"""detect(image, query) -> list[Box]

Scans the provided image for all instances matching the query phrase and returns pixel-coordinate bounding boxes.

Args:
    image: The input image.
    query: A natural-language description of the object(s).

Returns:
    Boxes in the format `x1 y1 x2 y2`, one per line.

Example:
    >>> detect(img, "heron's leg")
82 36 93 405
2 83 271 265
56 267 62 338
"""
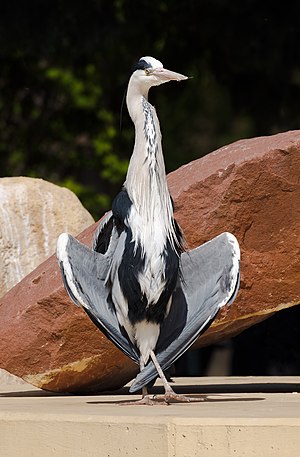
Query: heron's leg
142 386 148 397
149 350 174 393
150 350 205 403
120 359 156 405
140 360 149 398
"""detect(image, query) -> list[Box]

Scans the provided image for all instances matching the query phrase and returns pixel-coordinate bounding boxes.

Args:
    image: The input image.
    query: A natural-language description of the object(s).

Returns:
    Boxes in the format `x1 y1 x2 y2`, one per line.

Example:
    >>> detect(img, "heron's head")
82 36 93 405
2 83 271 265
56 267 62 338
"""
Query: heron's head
131 56 188 92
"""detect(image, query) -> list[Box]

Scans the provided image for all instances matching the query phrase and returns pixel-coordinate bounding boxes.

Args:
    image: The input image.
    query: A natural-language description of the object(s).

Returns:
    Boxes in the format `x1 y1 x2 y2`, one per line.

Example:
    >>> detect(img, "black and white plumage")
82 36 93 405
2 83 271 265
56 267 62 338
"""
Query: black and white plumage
57 56 240 404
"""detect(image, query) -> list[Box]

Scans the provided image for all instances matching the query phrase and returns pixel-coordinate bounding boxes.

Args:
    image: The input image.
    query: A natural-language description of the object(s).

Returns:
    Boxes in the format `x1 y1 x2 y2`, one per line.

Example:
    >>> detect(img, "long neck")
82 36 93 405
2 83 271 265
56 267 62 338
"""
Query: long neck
124 78 176 249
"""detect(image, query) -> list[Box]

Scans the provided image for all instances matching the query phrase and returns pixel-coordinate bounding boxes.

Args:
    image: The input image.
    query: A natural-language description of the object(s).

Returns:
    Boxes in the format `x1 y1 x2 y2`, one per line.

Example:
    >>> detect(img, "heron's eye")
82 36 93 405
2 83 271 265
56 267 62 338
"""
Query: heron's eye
145 68 151 76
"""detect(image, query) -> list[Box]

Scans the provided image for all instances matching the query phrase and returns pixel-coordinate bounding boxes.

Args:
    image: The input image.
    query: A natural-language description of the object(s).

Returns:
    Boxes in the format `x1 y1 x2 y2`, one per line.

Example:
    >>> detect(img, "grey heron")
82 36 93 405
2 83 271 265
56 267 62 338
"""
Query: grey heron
57 56 240 404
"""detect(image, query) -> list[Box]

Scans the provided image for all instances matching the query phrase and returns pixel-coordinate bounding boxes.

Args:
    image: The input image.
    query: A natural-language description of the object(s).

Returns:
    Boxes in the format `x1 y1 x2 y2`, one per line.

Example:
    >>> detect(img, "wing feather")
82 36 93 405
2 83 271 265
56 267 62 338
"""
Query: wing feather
57 231 139 363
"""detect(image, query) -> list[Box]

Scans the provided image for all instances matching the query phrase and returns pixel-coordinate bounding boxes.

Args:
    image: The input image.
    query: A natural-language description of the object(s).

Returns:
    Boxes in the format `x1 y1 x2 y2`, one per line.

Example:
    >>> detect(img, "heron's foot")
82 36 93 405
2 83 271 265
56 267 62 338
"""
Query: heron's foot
147 350 205 404
121 394 168 406
163 387 206 404
121 391 205 406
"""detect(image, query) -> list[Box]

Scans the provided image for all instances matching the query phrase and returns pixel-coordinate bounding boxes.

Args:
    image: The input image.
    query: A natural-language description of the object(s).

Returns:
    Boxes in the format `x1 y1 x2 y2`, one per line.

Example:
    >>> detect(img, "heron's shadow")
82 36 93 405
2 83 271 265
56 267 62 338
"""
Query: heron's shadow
86 382 265 405
87 395 265 406
86 379 300 405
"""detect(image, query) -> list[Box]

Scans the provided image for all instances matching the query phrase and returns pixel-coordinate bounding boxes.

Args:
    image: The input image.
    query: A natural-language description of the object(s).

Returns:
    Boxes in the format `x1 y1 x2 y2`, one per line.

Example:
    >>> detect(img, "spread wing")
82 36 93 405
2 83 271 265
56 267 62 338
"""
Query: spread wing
129 232 240 392
56 214 139 364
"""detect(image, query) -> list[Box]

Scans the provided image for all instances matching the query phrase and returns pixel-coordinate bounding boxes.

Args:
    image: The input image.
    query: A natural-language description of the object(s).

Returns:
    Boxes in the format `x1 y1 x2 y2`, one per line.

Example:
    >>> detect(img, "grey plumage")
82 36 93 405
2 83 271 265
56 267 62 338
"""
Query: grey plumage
57 56 240 403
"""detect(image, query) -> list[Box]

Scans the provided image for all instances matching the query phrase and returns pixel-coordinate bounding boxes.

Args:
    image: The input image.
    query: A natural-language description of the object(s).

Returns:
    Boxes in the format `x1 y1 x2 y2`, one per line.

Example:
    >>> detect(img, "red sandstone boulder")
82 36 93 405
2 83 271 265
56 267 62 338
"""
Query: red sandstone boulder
168 130 300 347
0 130 299 393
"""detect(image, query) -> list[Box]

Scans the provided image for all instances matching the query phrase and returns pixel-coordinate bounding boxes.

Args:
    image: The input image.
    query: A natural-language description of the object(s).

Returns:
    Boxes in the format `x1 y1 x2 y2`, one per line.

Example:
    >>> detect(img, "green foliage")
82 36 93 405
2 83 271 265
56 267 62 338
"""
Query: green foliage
45 65 102 110
1 0 300 218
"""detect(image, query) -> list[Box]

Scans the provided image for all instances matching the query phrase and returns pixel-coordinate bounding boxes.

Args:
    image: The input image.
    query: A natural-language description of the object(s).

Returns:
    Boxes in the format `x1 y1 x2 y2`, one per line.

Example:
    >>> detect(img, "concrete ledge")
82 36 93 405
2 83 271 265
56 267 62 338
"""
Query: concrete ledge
1 375 300 457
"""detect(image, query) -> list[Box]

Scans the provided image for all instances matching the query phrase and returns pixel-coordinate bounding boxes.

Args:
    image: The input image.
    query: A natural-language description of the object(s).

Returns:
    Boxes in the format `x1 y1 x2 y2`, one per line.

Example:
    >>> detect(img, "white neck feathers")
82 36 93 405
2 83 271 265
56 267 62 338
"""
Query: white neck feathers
125 77 177 253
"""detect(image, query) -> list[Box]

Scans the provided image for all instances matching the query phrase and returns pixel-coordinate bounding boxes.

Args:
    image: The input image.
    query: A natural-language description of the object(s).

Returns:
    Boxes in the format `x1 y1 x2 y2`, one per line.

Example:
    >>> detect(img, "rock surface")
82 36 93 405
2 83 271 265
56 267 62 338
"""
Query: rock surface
168 130 300 348
0 130 300 393
0 177 94 298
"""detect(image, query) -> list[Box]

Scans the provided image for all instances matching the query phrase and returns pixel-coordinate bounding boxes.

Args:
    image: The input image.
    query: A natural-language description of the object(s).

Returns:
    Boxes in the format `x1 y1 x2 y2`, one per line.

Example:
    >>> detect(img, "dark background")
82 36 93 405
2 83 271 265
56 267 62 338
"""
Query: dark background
1 0 299 376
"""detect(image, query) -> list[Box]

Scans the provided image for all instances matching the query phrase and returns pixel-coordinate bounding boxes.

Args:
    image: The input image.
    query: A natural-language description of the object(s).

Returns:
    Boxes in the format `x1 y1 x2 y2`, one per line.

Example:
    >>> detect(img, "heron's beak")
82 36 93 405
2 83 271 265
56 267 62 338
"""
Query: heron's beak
151 67 188 82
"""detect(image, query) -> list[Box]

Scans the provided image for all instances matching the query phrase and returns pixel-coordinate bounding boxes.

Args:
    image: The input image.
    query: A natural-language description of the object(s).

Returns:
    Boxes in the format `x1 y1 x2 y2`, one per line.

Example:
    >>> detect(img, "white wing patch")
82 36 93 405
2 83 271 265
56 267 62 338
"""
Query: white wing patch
56 233 88 308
